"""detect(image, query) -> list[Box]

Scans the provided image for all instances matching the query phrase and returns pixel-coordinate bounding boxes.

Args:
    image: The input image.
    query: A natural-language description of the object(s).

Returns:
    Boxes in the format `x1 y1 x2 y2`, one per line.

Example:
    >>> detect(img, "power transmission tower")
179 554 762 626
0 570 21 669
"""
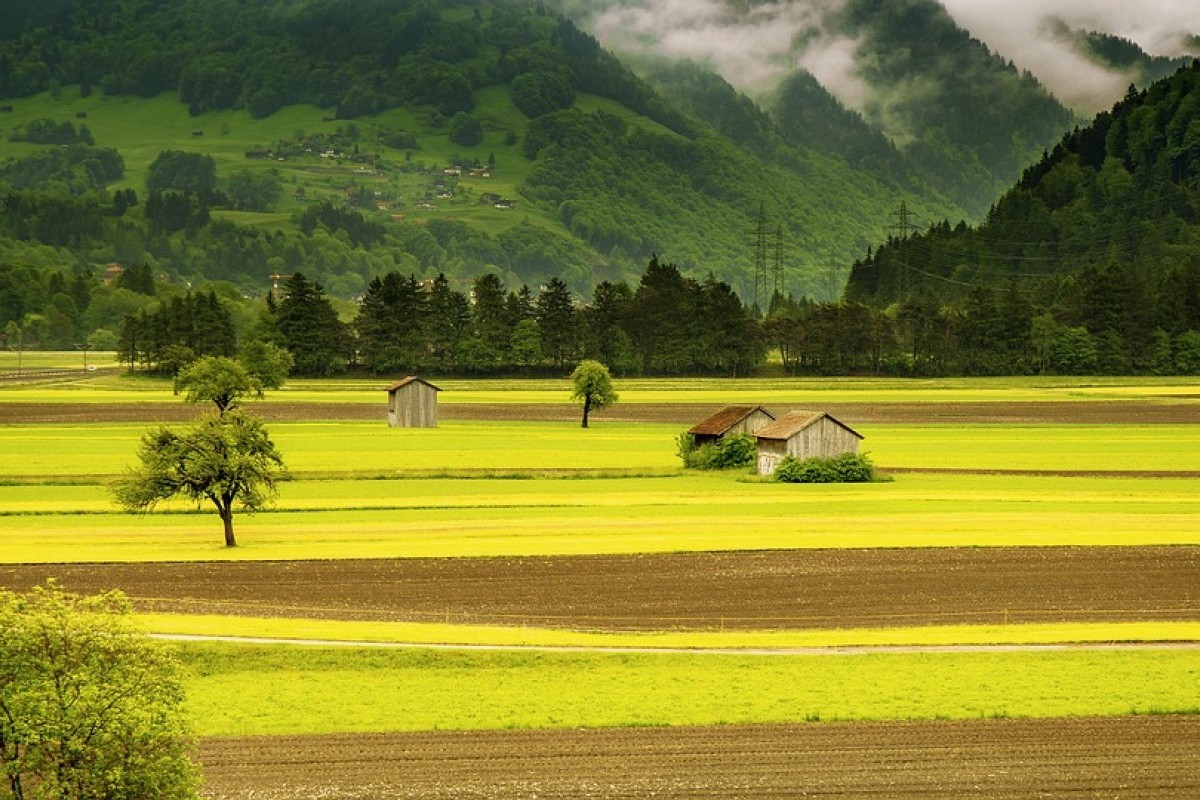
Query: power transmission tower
752 202 769 312
889 201 914 298
773 224 785 305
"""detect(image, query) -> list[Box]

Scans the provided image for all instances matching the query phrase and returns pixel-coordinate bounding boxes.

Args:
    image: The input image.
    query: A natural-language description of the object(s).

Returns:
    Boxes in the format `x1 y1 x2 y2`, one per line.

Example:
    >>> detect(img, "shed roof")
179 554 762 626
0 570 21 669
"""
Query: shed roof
754 410 863 441
386 375 442 393
687 405 775 436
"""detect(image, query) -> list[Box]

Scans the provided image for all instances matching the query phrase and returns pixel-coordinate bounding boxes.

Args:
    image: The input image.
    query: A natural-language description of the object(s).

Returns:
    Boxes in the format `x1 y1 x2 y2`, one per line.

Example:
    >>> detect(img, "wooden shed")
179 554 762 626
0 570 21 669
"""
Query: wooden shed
687 405 776 447
754 411 863 476
386 376 441 428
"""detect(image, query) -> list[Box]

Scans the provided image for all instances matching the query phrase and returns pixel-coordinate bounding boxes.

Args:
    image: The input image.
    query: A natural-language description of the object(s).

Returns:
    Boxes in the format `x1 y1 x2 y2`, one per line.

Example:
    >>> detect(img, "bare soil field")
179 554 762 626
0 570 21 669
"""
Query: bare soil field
2 399 1198 425
3 546 1197 630
197 715 1200 799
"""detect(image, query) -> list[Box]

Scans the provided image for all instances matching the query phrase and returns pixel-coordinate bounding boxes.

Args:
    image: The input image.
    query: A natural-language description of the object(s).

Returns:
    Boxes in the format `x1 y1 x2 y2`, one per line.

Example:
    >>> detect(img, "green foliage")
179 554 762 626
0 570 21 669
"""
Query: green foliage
224 168 282 212
0 582 199 799
775 452 875 484
174 355 263 412
238 339 293 389
146 150 217 194
570 359 617 428
111 410 286 547
680 433 757 471
448 113 483 147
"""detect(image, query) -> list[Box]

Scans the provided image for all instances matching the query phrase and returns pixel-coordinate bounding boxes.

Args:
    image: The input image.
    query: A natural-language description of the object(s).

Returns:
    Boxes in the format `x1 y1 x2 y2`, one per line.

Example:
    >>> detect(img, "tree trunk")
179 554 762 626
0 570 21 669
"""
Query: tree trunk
581 395 591 428
219 504 237 547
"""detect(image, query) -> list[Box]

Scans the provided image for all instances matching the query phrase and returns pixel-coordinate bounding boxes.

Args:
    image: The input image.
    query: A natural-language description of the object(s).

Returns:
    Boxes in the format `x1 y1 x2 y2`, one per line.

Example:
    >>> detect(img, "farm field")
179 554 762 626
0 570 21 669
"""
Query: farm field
2 373 1199 796
198 716 1200 799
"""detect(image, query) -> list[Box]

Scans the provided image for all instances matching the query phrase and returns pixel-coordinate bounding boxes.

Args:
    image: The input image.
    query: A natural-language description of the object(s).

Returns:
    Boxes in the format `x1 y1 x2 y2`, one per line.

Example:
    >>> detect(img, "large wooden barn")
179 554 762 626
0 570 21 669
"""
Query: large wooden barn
754 411 863 476
386 376 441 428
687 405 776 447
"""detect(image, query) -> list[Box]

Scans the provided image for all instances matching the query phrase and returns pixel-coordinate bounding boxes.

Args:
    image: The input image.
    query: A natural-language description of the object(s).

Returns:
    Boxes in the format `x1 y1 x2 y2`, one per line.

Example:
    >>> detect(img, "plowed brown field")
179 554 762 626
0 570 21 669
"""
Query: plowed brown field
3 399 1198 424
198 716 1200 799
2 546 1197 630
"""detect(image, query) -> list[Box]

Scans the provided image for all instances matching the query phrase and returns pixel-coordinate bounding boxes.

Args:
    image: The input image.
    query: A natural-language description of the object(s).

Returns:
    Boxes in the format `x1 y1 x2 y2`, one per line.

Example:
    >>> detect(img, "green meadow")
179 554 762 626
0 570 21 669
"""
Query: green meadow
179 643 1200 737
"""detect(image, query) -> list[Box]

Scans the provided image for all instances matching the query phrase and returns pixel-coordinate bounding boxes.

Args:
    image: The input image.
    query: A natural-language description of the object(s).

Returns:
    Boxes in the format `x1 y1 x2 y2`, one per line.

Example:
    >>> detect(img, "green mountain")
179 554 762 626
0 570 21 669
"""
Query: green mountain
841 60 1200 373
1052 23 1194 87
815 0 1078 217
0 0 963 311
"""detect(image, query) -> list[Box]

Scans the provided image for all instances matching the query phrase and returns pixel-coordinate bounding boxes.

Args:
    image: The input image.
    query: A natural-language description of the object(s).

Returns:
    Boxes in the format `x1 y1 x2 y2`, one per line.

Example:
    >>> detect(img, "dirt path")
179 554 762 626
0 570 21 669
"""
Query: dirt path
4 546 1197 631
197 716 1200 799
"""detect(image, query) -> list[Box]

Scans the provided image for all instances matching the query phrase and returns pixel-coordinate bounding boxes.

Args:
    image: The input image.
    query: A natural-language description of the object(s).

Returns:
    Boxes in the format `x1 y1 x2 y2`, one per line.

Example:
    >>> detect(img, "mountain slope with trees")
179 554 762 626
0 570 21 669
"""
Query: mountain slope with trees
831 60 1200 376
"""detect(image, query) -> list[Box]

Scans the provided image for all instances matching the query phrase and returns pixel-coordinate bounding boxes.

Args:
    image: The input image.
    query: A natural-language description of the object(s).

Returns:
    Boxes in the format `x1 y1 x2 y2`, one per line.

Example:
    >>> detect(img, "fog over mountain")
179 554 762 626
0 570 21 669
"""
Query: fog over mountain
562 0 1198 115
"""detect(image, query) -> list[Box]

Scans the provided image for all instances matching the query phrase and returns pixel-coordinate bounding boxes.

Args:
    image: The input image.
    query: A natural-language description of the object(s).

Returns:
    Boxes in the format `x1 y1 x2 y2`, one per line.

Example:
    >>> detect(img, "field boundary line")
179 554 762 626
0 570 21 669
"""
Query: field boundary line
151 633 1200 656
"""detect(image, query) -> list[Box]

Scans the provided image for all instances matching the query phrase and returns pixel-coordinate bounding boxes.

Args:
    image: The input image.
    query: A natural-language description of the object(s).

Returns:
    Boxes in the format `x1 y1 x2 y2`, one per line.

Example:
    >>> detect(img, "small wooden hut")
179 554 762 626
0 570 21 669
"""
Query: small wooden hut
687 405 776 447
386 376 441 428
754 411 863 476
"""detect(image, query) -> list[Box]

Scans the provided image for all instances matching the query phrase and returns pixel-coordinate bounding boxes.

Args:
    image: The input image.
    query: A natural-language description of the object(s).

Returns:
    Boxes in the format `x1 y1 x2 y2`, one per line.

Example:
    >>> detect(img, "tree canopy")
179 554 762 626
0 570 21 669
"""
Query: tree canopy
174 355 262 412
570 359 618 428
0 582 199 800
111 410 285 547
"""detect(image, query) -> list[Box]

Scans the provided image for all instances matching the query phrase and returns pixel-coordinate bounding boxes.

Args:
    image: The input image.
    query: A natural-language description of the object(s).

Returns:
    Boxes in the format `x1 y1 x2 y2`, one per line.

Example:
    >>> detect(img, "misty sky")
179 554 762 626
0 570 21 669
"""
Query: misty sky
573 0 1198 114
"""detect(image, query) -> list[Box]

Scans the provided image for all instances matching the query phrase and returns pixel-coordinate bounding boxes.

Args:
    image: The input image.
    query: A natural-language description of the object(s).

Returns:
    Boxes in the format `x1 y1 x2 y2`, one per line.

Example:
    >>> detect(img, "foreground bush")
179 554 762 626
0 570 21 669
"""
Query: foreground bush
677 433 757 470
774 452 875 483
0 582 200 799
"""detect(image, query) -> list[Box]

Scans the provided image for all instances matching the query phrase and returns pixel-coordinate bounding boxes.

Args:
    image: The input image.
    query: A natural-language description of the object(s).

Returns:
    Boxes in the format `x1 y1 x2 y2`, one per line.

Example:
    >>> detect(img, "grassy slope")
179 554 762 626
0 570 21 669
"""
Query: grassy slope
0 85 564 235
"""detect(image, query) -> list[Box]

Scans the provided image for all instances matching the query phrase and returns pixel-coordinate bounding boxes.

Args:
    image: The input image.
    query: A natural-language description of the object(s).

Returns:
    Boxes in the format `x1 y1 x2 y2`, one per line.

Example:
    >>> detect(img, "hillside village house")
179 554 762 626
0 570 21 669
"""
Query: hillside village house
386 376 441 428
687 405 776 447
754 411 863 476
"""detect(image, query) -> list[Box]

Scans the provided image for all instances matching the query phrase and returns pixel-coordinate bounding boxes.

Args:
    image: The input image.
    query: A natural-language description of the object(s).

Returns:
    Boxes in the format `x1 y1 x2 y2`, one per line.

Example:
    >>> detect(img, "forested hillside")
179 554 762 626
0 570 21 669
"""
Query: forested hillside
0 0 955 325
826 61 1200 376
820 0 1076 217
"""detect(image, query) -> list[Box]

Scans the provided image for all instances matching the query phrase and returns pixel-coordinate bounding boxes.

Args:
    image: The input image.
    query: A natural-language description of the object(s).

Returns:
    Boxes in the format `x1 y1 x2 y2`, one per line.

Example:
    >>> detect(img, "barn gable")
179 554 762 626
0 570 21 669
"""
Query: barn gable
386 376 441 428
755 411 863 475
687 405 776 446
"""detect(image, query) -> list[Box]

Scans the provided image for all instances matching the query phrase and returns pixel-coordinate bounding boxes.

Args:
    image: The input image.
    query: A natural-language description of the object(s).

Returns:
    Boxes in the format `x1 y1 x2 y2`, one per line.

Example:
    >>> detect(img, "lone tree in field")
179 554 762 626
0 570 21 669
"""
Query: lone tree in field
570 359 618 429
112 410 285 547
0 582 200 799
174 354 263 413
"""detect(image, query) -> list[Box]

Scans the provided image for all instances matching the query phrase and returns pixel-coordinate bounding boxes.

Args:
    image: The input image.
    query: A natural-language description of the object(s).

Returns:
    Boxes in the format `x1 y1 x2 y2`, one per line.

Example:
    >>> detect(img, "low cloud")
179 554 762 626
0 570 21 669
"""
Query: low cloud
934 0 1197 111
569 1 1198 115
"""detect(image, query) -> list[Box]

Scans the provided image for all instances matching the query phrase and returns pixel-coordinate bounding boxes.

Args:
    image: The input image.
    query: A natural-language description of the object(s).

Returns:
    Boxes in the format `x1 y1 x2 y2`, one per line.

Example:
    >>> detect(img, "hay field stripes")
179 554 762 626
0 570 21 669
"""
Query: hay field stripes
4 473 1200 563
8 420 1200 477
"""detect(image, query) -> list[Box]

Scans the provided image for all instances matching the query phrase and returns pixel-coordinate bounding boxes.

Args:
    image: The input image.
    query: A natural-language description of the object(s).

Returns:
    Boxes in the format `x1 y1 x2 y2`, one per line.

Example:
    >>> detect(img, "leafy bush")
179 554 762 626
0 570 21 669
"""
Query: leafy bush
774 452 875 483
677 433 757 470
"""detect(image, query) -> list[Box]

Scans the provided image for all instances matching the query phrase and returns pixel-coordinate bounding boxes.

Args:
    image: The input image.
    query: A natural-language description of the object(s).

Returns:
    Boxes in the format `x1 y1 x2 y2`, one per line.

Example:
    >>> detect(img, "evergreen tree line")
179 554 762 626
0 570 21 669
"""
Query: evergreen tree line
272 256 765 377
768 261 1200 376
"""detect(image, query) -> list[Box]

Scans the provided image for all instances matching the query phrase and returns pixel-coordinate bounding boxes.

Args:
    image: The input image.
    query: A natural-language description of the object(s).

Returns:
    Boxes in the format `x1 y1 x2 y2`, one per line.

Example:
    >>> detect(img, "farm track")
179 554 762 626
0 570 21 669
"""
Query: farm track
197 716 1200 799
3 546 1197 630
2 398 1199 424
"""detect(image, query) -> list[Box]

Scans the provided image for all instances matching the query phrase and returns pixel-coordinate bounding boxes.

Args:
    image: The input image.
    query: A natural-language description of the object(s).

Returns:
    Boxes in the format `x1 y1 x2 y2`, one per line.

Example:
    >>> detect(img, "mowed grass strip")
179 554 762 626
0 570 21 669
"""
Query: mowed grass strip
179 643 1200 736
5 473 1200 562
7 420 1200 480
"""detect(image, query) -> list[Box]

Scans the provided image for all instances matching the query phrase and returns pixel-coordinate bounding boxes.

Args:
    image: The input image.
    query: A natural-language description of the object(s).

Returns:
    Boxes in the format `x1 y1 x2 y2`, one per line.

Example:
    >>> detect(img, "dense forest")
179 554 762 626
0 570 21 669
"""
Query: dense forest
832 61 1200 375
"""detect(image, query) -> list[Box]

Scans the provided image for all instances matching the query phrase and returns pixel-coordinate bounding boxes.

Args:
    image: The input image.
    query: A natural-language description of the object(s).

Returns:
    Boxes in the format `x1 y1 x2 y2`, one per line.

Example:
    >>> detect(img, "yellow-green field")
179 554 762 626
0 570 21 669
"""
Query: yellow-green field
3 373 1199 735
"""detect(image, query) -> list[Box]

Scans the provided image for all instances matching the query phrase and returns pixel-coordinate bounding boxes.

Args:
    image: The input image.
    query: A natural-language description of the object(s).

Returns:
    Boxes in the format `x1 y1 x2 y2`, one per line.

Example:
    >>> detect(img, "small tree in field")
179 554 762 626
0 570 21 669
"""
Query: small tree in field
111 410 285 547
0 582 200 800
174 355 262 413
570 360 618 428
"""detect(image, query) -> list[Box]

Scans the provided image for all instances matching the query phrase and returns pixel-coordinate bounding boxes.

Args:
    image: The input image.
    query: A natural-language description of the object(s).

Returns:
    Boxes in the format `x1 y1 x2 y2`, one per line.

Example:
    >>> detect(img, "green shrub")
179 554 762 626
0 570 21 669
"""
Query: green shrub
774 452 875 483
677 433 757 470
